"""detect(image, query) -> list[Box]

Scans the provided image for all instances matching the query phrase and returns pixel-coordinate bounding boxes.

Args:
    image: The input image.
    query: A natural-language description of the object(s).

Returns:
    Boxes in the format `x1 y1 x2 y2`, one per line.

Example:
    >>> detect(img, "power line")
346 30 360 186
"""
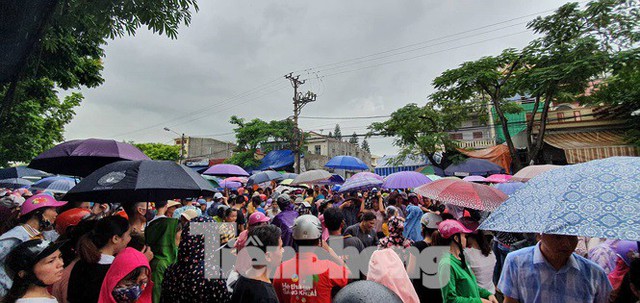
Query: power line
299 115 390 120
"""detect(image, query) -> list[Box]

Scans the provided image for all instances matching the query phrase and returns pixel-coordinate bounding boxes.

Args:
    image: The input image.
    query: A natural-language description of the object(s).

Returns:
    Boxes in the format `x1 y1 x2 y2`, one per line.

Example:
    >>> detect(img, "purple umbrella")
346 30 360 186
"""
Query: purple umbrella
28 138 150 177
351 172 383 181
444 158 505 177
463 175 487 182
382 171 432 189
202 164 249 177
493 182 526 196
219 180 241 189
338 176 383 193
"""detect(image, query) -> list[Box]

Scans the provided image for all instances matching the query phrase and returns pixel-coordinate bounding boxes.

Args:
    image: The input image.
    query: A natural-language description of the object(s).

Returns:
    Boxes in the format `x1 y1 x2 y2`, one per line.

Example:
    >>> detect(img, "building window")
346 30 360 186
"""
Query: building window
557 112 565 123
473 132 483 139
573 111 582 121
450 133 463 140
314 145 321 155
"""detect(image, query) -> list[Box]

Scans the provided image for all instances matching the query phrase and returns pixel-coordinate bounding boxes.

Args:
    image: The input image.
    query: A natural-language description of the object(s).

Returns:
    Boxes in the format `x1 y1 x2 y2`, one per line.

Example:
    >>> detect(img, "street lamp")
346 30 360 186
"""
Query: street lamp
164 127 185 164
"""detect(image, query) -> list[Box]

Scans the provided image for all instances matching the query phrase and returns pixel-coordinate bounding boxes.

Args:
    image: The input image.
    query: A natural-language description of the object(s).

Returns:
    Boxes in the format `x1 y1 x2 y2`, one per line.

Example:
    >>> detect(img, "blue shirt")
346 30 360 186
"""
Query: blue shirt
498 243 612 303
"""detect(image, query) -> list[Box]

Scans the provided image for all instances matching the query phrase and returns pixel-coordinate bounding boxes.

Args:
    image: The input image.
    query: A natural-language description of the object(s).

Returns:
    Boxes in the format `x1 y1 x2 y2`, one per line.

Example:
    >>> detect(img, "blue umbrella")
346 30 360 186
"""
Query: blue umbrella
493 182 526 196
338 176 383 193
0 178 33 189
247 171 283 186
325 156 369 171
444 158 505 177
480 157 640 241
317 174 345 185
281 173 298 180
30 176 77 193
0 166 50 179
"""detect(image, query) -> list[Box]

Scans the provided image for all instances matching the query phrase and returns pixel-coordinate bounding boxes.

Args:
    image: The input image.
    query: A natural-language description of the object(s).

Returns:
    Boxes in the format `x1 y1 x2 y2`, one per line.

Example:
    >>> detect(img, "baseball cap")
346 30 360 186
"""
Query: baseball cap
213 192 224 200
437 219 473 239
248 212 270 226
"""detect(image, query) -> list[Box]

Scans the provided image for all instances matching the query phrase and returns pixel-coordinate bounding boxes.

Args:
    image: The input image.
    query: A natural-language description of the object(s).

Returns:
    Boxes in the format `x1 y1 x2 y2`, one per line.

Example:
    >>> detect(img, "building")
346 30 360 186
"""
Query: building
172 137 236 163
447 114 496 150
304 132 373 170
374 155 428 177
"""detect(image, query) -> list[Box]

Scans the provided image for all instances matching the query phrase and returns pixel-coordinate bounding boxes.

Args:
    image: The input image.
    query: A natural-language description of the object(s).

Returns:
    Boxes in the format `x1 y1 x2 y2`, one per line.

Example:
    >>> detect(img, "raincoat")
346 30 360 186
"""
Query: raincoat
145 217 180 303
403 204 424 242
98 247 153 303
271 204 298 247
368 248 420 303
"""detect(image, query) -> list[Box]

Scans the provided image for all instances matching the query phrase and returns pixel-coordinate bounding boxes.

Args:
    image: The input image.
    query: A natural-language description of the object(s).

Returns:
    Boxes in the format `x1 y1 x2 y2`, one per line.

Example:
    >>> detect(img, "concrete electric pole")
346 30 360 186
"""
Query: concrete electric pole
285 73 316 174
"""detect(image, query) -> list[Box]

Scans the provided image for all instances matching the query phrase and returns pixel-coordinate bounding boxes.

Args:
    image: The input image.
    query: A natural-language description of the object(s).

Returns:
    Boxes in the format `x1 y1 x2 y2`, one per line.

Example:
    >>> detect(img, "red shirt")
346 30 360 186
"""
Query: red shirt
273 252 349 303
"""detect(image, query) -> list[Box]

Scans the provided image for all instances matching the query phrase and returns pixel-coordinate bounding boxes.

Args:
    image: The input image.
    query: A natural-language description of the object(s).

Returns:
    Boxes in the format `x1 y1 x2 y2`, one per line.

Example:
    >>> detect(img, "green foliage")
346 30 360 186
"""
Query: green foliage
333 124 342 141
226 116 296 168
133 143 180 161
361 139 370 153
224 151 260 169
349 132 359 145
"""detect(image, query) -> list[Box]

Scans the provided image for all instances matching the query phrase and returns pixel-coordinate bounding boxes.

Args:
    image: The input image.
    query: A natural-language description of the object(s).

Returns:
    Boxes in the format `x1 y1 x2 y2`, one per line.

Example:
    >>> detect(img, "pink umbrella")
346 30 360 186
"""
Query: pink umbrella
224 176 248 183
415 178 508 211
511 164 561 182
462 175 486 182
485 174 512 183
350 172 384 181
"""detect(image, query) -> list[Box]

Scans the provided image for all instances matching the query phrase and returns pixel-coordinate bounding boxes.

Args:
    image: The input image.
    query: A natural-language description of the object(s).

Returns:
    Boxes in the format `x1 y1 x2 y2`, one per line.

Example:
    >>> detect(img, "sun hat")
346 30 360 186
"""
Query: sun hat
181 209 199 221
20 194 67 216
437 219 473 239
166 200 181 208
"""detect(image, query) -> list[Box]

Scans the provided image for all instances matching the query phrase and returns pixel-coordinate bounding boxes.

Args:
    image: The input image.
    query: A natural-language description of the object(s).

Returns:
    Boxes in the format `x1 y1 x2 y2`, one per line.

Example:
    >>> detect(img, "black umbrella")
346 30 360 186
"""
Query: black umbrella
63 160 215 203
0 178 33 189
28 138 150 177
0 166 51 179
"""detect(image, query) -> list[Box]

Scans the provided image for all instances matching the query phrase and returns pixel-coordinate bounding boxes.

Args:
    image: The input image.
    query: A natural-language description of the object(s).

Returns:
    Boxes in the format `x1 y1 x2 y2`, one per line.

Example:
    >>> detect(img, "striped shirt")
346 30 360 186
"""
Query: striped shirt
498 243 612 303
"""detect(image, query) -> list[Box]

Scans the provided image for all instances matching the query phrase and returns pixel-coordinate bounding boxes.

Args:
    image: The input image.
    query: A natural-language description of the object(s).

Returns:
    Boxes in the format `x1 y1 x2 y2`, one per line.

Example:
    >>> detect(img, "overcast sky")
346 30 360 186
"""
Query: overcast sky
63 0 574 157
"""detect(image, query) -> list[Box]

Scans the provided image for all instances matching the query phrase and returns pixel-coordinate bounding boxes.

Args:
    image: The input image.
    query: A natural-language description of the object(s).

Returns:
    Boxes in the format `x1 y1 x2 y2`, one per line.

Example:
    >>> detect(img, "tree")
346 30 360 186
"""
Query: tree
361 139 371 153
226 116 296 168
349 132 359 145
133 143 180 161
0 0 199 164
333 124 342 141
328 131 333 138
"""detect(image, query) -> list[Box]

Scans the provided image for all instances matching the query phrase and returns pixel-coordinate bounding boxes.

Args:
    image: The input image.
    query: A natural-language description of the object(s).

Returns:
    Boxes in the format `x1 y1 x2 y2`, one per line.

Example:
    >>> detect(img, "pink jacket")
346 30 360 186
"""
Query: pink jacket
98 247 153 303
367 248 419 303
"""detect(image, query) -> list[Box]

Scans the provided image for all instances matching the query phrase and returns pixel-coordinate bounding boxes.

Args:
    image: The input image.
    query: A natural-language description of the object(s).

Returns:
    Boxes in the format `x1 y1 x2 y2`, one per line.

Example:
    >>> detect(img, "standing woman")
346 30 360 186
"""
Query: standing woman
67 216 131 303
145 217 181 303
0 194 66 298
4 239 65 303
462 220 497 295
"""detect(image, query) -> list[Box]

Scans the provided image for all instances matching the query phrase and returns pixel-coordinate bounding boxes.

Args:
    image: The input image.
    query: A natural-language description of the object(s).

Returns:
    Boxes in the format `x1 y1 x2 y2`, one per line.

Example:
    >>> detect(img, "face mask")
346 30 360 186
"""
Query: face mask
112 283 146 303
144 209 156 222
39 213 53 230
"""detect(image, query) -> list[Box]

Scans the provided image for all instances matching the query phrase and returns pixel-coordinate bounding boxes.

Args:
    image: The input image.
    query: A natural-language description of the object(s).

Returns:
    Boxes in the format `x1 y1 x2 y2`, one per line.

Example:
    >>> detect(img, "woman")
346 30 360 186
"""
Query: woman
234 212 270 252
368 248 420 303
98 247 152 303
0 194 66 298
162 216 231 302
403 196 424 242
145 217 181 303
408 212 443 303
378 216 413 264
463 225 497 294
4 239 65 303
434 220 497 303
67 216 131 303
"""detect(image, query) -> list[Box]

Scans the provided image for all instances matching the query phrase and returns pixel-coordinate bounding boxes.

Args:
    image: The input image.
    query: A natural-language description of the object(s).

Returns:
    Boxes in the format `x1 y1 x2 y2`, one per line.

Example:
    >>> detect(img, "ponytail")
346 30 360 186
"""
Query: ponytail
3 275 30 303
76 216 129 264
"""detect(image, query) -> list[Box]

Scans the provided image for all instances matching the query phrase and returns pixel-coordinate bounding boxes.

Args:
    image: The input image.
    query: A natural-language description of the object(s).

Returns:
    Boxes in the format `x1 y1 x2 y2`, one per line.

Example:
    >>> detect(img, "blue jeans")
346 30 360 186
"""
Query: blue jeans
492 240 511 286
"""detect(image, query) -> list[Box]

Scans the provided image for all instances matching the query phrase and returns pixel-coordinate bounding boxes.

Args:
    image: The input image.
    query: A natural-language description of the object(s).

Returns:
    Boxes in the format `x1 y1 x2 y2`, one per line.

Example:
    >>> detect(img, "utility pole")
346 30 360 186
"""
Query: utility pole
164 127 185 164
285 73 316 174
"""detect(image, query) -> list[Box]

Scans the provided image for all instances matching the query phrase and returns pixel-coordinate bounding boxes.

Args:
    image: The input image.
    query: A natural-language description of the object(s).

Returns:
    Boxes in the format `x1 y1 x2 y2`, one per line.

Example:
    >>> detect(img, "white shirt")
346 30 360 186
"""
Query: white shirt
464 247 497 294
98 254 115 265
16 297 58 303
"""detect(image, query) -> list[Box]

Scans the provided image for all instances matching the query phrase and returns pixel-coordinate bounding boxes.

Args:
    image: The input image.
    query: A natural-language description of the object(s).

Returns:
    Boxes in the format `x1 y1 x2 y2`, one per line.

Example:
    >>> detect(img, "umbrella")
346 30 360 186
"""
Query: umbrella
444 158 505 177
511 164 561 182
223 176 248 183
63 160 215 203
280 179 294 185
30 176 76 193
0 166 51 179
28 138 150 177
325 156 369 171
317 174 345 185
382 171 432 189
415 165 445 176
0 178 32 189
415 179 508 211
494 182 526 196
485 174 512 183
462 175 486 182
200 174 221 187
338 176 383 193
479 157 640 241
280 173 298 179
425 174 442 181
219 180 241 189
247 171 283 186
351 172 383 181
202 164 249 177
291 169 332 185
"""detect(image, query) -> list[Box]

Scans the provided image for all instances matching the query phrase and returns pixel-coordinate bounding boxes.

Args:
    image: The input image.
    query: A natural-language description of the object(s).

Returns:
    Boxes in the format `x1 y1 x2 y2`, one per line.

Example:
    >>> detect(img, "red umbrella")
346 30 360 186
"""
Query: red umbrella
485 174 512 183
415 179 508 211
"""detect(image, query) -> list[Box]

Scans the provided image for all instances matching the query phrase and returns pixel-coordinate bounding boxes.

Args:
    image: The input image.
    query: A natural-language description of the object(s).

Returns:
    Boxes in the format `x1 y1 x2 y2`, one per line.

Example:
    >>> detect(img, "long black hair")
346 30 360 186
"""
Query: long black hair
432 230 468 269
76 216 129 264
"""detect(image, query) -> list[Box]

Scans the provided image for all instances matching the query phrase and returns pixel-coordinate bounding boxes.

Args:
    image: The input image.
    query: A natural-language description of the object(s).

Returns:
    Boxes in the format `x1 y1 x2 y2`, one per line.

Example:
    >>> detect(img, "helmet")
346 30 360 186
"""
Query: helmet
292 214 322 240
276 194 292 209
197 199 207 206
5 239 65 285
55 208 91 235
248 212 270 226
437 219 473 239
20 194 66 216
420 213 443 229
213 192 224 200
333 280 402 303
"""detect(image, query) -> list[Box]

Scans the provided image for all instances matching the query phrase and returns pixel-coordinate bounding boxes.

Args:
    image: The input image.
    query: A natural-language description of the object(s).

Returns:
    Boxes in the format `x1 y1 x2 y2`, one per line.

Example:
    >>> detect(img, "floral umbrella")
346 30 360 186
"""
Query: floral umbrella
415 178 508 211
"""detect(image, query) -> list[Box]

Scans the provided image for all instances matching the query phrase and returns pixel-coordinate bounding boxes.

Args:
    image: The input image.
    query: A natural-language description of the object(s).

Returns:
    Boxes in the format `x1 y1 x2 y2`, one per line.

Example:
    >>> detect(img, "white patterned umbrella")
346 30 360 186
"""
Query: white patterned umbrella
415 178 507 211
291 169 332 185
480 157 640 241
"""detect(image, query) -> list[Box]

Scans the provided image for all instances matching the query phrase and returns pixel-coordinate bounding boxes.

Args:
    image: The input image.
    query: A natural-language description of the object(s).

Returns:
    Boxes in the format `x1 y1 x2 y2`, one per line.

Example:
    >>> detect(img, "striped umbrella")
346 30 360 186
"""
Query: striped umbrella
30 176 76 193
415 178 508 211
338 176 383 193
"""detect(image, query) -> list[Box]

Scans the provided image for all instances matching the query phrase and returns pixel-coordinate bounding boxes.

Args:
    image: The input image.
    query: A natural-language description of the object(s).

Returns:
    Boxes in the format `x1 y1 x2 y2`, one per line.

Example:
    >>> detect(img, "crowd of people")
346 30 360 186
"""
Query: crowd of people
0 182 638 303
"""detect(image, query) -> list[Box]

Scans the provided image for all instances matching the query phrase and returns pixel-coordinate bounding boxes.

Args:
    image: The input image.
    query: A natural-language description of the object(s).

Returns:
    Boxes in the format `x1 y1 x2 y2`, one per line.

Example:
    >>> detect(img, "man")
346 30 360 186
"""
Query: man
343 211 378 248
339 196 360 227
231 225 283 303
273 215 349 303
124 201 151 234
324 207 365 252
150 200 181 223
498 234 612 303
232 195 248 233
271 195 298 247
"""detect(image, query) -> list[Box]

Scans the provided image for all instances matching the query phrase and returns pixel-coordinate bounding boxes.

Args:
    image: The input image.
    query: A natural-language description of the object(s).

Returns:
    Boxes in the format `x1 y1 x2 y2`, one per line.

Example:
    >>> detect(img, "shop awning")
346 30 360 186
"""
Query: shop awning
543 131 639 164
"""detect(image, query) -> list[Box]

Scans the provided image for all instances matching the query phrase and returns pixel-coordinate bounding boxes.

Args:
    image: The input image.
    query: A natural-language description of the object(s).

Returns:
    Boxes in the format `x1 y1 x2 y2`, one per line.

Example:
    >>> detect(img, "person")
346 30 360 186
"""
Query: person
608 241 638 292
179 209 199 227
67 216 131 303
4 239 65 303
408 212 443 303
368 189 386 238
149 200 180 223
378 216 413 264
403 194 424 242
588 239 618 275
231 195 247 234
619 258 640 302
498 233 612 303
0 194 66 297
343 211 378 248
165 200 181 219
98 247 152 303
434 219 497 303
145 217 181 303
324 207 365 253
124 202 151 235
231 225 283 303
271 194 298 247
339 196 360 227
462 222 497 295
235 211 270 252
162 216 232 302
367 248 420 303
54 208 91 237
273 215 349 303
197 199 207 214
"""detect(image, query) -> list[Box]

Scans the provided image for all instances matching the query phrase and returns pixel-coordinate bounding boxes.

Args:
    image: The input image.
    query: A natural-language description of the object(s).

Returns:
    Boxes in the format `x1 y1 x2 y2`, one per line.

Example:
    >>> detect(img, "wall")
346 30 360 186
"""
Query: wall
175 137 236 160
